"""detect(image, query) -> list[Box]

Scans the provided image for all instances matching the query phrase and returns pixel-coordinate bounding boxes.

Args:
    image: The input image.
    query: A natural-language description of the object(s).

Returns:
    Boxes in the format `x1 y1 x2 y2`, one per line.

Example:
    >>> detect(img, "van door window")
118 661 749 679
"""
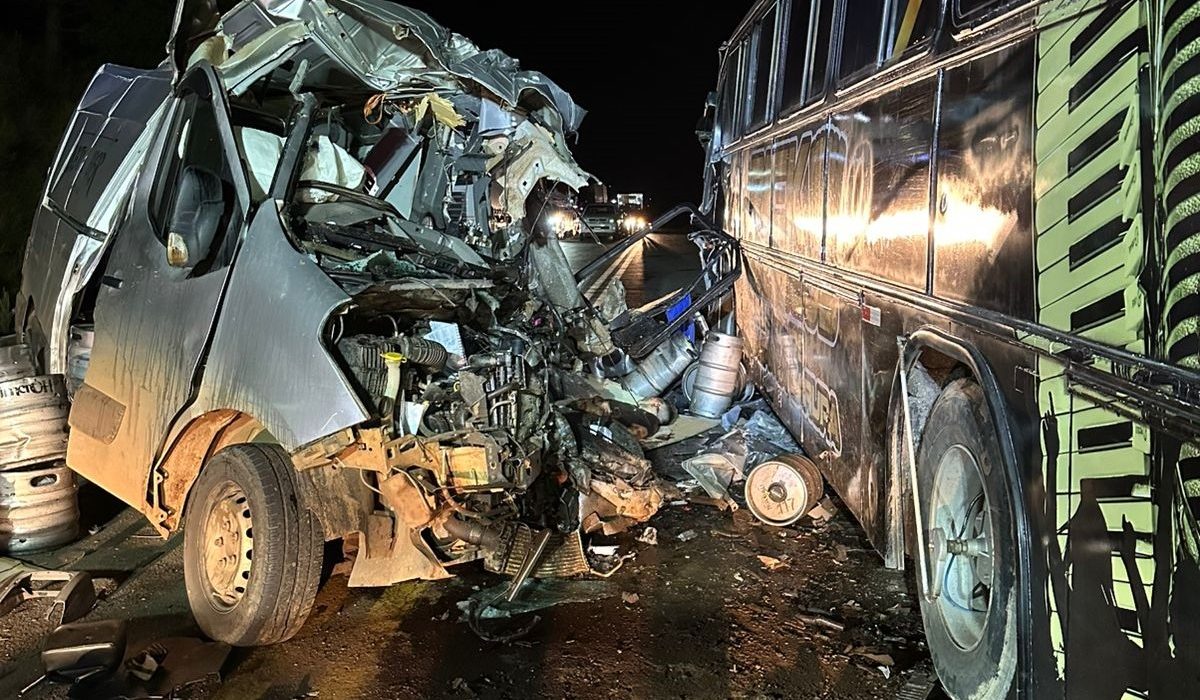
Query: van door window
150 87 241 272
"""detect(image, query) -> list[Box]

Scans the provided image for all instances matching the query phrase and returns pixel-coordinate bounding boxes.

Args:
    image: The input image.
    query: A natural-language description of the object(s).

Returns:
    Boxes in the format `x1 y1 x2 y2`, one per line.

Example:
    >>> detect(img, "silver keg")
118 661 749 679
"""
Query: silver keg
0 372 70 469
0 336 79 553
620 333 697 400
690 332 745 418
0 462 80 553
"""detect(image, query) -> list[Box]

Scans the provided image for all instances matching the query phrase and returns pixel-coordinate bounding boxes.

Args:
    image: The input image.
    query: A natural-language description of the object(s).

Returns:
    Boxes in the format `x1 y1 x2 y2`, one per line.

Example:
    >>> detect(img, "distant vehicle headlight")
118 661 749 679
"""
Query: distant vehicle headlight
621 215 647 232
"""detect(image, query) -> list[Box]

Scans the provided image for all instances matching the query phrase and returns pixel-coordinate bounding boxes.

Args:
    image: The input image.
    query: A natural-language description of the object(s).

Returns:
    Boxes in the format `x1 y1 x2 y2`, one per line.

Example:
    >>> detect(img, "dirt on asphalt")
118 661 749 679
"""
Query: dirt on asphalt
1 451 934 700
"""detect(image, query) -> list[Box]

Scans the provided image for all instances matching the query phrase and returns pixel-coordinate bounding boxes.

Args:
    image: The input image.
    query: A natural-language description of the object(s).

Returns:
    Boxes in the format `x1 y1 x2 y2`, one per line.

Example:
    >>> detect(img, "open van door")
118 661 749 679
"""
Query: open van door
17 65 171 374
67 63 251 510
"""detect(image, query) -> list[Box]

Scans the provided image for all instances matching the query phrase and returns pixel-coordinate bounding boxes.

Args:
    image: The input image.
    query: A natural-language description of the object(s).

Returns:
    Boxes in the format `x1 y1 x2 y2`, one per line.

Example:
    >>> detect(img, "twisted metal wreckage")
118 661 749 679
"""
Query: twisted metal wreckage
17 0 740 636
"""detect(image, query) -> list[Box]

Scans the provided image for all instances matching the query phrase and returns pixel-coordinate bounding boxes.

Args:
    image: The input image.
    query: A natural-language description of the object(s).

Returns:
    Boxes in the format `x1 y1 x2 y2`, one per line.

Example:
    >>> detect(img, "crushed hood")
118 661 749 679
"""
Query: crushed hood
171 0 586 132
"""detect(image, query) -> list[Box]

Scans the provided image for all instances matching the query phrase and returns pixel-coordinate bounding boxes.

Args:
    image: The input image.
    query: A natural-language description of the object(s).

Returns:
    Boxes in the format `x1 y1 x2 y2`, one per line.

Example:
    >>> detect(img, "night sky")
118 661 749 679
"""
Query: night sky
0 1 752 313
403 1 753 210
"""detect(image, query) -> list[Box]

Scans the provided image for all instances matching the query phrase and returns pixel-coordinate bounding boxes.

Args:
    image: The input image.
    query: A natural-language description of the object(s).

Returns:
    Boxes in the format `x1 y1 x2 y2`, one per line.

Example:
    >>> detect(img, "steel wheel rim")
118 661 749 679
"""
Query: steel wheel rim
928 444 994 651
202 481 254 610
745 460 810 526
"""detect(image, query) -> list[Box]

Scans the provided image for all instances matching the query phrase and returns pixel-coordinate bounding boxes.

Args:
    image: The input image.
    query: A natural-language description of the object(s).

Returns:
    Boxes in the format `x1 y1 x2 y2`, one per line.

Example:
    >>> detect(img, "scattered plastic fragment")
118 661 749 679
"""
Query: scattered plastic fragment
458 579 615 621
797 612 846 633
637 527 658 546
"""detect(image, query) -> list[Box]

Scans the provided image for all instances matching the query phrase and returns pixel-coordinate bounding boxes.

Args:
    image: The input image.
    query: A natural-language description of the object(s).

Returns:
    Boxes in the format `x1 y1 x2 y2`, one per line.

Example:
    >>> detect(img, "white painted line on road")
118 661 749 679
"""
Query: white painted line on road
583 243 641 302
602 245 639 299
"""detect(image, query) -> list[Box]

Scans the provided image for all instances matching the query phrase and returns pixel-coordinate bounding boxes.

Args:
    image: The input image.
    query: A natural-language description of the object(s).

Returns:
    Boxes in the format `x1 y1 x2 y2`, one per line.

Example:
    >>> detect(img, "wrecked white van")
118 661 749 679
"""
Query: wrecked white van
14 0 737 646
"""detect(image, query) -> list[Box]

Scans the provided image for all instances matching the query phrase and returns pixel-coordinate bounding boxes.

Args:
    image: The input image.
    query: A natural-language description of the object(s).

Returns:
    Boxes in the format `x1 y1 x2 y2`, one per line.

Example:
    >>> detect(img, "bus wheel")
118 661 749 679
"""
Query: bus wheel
183 443 323 646
916 379 1017 700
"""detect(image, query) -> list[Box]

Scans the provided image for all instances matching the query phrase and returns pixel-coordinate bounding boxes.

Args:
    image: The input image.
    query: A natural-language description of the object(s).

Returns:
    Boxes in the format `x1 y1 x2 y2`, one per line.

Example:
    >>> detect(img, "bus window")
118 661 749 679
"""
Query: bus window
953 0 1017 26
741 34 756 135
750 5 779 127
888 0 940 60
780 0 835 110
716 45 741 146
730 41 749 141
808 0 834 102
779 1 812 109
837 0 886 82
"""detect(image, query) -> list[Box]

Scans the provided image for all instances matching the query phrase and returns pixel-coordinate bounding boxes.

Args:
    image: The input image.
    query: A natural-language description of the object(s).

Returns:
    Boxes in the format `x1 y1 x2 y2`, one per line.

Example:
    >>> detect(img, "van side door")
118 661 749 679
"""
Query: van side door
18 66 171 373
67 63 250 510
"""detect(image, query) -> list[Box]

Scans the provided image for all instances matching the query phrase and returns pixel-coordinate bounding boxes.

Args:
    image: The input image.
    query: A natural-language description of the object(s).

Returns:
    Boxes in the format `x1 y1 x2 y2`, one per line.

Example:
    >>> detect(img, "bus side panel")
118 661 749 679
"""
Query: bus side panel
820 75 939 550
773 123 826 261
826 78 935 291
933 43 1036 322
1030 1 1200 694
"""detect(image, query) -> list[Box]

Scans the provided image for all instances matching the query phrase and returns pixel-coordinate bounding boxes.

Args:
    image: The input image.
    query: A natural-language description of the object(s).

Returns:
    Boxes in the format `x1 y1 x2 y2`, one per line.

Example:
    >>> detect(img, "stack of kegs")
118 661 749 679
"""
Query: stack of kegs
0 336 79 553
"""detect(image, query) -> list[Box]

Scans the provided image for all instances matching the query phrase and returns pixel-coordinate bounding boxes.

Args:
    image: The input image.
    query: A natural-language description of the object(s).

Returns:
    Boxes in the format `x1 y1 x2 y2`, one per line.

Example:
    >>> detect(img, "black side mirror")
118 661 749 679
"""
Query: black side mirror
167 165 224 268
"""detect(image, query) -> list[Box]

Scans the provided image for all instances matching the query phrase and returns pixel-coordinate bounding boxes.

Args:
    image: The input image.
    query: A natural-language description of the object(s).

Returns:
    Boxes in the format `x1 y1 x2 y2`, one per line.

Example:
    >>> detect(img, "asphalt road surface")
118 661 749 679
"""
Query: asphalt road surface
563 233 703 309
0 234 937 700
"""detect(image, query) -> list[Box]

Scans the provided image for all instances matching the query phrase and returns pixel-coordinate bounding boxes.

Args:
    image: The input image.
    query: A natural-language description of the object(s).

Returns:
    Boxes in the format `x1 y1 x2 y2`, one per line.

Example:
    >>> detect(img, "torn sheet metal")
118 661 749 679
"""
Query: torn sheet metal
203 0 587 130
491 121 590 220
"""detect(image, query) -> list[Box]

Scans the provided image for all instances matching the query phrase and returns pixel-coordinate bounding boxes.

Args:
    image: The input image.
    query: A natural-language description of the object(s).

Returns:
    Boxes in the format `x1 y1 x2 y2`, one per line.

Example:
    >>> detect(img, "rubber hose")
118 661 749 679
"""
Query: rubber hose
394 337 449 371
442 516 502 549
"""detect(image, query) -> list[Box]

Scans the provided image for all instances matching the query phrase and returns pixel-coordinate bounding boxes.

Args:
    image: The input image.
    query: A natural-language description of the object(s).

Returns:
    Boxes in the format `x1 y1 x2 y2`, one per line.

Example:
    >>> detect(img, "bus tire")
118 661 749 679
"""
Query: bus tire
183 443 322 646
916 379 1018 700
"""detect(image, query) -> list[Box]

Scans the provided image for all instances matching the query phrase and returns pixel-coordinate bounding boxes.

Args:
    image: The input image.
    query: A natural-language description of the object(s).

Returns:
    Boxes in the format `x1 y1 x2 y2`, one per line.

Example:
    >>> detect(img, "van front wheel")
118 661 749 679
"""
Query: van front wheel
183 443 322 646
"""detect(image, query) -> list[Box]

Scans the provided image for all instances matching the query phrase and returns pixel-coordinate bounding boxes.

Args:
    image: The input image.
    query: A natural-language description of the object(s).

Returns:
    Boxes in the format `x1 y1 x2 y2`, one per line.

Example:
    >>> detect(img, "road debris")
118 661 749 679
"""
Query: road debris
36 627 233 699
807 497 839 524
756 555 788 571
0 570 95 625
459 579 614 622
636 527 658 546
621 591 640 605
796 612 847 633
676 529 698 542
40 619 127 685
681 453 742 509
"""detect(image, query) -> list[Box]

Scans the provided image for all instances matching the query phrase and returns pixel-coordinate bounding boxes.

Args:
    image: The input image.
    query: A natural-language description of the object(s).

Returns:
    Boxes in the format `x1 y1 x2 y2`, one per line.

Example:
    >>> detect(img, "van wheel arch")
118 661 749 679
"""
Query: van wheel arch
152 410 269 532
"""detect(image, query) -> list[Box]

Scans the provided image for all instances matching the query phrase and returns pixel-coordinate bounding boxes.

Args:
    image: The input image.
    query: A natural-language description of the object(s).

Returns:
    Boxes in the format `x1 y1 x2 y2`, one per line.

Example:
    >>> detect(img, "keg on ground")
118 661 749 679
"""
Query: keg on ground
0 336 80 553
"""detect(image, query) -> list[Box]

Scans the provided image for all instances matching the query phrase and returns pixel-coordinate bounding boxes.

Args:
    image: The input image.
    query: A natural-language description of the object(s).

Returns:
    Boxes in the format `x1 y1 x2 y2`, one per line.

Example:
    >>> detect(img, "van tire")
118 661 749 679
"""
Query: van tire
916 379 1018 700
183 443 322 646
